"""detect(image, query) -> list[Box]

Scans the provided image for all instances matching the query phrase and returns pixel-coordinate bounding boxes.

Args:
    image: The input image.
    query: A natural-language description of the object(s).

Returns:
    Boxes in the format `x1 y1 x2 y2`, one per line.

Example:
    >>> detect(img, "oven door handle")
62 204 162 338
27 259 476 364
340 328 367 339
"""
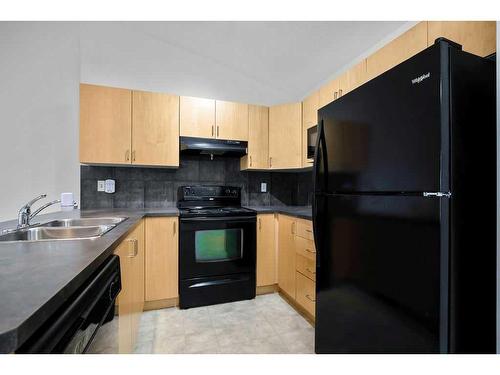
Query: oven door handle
180 215 256 222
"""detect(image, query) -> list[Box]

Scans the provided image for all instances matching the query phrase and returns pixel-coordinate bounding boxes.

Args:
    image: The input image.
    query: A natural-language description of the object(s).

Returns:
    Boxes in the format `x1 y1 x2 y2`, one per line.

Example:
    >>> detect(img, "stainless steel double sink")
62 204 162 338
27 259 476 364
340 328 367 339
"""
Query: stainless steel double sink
0 217 127 242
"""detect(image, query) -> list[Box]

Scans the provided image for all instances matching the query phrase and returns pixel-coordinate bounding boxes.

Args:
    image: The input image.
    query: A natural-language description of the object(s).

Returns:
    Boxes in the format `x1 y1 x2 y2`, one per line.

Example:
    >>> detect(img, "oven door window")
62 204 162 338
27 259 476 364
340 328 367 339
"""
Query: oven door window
195 228 243 262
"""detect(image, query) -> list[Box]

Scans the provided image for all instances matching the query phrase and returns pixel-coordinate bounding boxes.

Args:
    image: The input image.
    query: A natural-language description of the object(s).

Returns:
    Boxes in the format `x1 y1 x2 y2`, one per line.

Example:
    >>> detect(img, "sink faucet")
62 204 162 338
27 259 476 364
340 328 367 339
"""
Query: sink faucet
17 194 61 229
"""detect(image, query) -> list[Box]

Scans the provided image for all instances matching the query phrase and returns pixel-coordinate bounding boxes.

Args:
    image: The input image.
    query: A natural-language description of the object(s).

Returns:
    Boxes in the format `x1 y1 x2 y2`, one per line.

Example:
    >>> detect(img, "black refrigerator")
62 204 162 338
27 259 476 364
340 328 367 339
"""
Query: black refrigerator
313 38 496 354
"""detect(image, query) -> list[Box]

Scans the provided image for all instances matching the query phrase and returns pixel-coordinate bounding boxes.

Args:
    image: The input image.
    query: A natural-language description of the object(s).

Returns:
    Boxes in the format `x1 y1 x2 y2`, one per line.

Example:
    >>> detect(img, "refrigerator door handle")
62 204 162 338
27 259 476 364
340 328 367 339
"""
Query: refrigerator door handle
423 192 451 198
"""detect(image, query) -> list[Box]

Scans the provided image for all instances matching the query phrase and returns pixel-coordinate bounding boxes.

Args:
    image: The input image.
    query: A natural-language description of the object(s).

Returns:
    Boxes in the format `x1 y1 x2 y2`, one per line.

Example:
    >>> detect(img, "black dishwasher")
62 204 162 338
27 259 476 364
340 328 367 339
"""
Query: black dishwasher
16 255 121 354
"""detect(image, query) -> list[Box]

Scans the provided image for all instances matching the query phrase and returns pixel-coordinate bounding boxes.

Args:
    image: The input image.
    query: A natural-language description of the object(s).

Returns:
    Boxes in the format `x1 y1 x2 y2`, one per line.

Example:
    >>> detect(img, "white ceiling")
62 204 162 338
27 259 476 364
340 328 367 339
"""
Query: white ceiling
80 21 413 106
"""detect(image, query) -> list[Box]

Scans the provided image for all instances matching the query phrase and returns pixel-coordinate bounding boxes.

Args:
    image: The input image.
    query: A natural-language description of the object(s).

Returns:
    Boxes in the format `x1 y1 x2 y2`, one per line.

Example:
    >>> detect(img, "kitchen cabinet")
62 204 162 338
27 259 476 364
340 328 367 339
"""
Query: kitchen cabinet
180 96 216 138
302 91 319 167
114 220 145 353
80 84 132 165
241 105 269 170
145 217 179 302
269 102 302 169
215 100 249 141
132 91 179 167
366 22 428 81
278 215 297 298
256 214 277 287
295 272 316 316
427 21 496 57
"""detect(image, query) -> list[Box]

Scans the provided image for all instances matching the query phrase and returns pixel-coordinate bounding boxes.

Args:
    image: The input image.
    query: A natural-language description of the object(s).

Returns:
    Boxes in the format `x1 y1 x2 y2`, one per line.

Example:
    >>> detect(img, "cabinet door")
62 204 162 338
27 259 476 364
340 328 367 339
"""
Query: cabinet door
215 100 248 141
344 59 367 94
256 214 277 287
114 238 133 353
145 217 179 301
302 91 319 167
269 103 302 169
128 220 145 348
366 22 428 81
319 76 342 108
428 21 496 57
278 215 297 298
80 84 132 164
241 105 269 170
132 91 179 167
180 96 215 138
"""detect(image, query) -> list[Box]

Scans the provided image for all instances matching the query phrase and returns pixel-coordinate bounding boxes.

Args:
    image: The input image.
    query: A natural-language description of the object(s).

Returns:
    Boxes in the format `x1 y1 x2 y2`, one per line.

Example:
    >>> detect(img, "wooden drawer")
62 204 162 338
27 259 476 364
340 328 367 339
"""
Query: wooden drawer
296 272 316 316
296 252 316 282
296 219 313 240
295 236 316 261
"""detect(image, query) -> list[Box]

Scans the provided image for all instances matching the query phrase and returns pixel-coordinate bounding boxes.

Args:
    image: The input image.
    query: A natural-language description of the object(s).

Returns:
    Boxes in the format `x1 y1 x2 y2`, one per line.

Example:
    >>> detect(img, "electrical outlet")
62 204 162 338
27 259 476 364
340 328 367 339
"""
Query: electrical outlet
260 182 267 193
97 180 105 192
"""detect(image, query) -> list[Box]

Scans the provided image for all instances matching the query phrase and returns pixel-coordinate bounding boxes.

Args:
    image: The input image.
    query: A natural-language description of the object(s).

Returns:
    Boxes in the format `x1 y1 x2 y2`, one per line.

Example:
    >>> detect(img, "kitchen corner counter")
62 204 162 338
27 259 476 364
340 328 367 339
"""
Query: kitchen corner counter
245 206 312 220
0 208 178 353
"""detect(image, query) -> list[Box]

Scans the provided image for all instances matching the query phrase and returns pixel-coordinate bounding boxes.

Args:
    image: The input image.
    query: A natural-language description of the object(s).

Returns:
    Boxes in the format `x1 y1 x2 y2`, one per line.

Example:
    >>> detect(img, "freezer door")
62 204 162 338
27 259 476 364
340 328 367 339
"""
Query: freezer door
314 194 447 353
318 43 446 193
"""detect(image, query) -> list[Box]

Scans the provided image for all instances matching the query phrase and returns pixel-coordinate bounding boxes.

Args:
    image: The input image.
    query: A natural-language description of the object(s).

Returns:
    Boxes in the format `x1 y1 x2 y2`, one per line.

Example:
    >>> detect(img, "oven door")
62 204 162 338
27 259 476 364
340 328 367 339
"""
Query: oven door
179 215 256 280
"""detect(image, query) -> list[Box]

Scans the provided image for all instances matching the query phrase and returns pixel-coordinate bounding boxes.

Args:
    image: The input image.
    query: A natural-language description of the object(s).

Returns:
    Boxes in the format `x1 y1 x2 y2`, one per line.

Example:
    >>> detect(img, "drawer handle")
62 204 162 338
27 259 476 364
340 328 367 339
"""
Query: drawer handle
305 294 316 302
305 248 316 254
305 229 312 233
306 267 316 275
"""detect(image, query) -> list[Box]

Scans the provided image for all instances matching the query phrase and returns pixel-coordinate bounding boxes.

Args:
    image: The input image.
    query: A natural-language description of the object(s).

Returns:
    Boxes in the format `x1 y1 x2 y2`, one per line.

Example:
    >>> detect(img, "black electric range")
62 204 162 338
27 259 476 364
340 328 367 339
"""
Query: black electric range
177 185 256 309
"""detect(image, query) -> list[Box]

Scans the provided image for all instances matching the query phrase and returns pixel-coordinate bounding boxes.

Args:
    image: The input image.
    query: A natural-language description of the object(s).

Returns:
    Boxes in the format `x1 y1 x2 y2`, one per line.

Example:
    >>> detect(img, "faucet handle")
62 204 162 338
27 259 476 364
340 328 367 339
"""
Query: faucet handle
22 194 47 211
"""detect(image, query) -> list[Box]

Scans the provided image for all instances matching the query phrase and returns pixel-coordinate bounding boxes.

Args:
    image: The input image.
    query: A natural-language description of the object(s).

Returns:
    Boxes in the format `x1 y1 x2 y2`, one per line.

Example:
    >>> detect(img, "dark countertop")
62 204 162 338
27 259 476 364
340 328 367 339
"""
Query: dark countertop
245 206 312 220
0 208 178 353
0 205 309 353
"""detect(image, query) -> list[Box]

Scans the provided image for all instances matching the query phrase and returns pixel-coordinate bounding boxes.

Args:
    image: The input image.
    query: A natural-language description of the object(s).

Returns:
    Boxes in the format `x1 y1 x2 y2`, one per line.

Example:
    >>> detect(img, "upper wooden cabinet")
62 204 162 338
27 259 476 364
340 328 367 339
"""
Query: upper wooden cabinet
428 21 496 57
318 59 367 108
302 91 319 167
180 96 215 138
366 22 428 81
80 84 132 165
215 100 249 141
145 217 179 302
241 105 269 170
269 102 302 169
132 91 179 167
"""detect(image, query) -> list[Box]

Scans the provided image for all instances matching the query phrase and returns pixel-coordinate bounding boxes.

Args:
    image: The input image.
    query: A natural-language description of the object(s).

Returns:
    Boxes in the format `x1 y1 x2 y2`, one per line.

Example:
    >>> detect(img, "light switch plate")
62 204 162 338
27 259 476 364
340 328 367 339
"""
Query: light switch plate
260 182 267 193
97 180 105 192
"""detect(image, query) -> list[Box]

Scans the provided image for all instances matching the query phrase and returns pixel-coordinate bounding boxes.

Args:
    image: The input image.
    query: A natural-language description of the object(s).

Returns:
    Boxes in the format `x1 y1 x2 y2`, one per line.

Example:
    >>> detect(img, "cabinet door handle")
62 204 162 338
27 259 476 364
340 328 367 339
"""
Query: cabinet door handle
125 150 130 161
305 229 312 233
305 294 316 302
132 150 136 162
333 91 338 100
258 218 261 230
306 267 316 275
291 222 296 235
339 89 343 97
250 155 252 167
212 125 214 137
305 248 316 254
173 220 176 235
269 157 273 168
217 125 219 138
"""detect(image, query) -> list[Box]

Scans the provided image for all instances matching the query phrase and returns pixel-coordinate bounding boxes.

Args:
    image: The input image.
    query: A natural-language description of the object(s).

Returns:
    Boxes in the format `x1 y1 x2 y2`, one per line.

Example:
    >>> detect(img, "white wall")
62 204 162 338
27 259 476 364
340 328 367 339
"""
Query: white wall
0 22 80 222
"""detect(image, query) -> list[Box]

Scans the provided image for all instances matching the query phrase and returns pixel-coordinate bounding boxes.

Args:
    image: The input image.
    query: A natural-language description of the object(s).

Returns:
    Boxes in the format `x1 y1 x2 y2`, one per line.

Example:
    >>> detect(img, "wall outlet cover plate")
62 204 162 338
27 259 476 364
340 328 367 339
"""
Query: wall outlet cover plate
261 182 267 193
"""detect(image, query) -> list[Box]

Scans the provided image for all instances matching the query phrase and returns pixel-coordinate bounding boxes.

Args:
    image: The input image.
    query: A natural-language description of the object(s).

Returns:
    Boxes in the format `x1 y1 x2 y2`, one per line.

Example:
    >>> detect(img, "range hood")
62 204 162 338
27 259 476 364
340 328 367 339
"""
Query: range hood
180 137 248 157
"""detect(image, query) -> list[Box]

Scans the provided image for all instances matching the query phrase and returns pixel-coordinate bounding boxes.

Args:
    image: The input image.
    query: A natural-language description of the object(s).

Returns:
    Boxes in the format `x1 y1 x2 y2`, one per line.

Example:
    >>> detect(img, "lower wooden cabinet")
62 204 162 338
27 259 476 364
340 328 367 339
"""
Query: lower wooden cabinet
295 271 316 316
145 217 179 302
277 215 297 298
256 214 277 287
114 219 145 354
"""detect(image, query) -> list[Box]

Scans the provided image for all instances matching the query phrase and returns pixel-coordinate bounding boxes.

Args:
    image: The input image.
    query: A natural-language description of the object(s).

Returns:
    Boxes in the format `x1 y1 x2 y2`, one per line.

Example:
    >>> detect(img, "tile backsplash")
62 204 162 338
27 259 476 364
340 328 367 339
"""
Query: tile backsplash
80 155 313 209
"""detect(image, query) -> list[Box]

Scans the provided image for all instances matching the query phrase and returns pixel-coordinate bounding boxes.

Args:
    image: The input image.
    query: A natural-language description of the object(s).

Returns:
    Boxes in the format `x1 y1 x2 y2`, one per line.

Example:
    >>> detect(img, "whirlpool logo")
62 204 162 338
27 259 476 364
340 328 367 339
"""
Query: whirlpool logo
411 72 430 84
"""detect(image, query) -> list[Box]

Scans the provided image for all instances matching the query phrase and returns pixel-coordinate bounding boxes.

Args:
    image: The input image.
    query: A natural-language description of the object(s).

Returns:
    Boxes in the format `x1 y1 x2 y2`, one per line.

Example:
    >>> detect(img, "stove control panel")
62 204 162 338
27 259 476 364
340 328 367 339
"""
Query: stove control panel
177 185 241 202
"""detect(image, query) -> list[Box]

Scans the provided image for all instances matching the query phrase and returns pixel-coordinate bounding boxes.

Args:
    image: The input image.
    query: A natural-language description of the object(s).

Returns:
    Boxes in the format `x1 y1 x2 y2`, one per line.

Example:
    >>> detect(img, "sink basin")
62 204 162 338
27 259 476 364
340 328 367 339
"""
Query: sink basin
0 225 114 242
40 217 127 227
